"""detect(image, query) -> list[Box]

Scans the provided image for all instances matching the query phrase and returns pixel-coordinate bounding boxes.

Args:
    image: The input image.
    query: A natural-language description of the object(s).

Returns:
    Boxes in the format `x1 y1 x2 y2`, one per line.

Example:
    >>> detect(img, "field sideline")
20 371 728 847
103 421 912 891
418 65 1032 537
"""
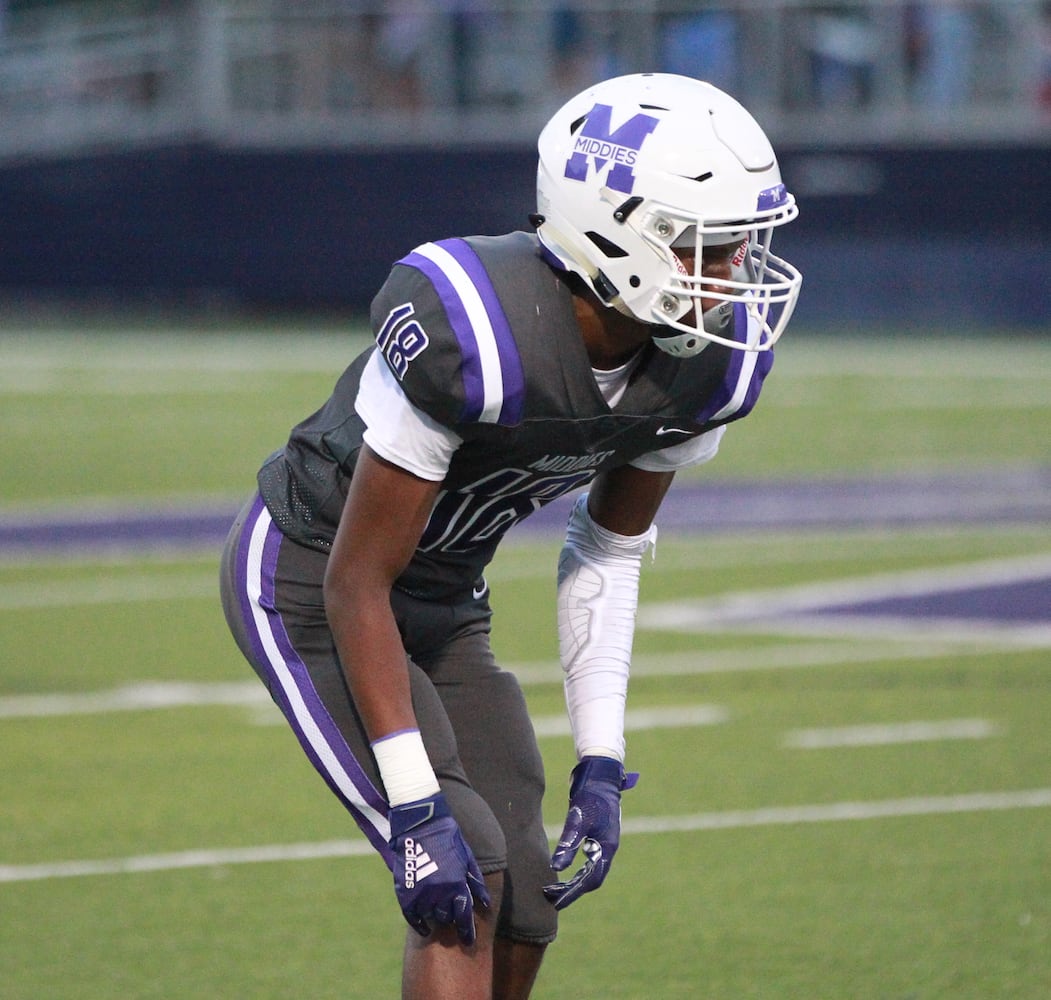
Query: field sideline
2 327 1049 998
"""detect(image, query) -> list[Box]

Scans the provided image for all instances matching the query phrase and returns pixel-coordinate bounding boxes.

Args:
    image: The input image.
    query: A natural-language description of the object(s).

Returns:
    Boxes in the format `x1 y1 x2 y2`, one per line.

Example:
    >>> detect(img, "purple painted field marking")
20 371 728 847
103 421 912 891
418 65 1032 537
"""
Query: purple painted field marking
2 467 1050 556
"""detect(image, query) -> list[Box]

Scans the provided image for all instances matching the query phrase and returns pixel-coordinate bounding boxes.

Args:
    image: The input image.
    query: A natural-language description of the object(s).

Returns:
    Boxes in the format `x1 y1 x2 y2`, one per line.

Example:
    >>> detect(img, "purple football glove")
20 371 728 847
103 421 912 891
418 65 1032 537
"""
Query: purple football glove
543 756 638 911
388 792 491 945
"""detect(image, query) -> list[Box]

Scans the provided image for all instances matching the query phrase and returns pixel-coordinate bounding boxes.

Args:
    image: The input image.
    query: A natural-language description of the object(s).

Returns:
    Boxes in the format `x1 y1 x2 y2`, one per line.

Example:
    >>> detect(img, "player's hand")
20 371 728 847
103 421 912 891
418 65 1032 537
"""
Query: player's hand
543 756 638 910
388 792 491 945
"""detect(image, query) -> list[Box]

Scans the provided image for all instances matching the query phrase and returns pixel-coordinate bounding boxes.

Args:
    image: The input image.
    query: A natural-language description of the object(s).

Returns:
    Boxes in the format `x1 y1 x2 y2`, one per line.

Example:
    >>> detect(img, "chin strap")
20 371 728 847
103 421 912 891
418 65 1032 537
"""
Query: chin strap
650 301 731 358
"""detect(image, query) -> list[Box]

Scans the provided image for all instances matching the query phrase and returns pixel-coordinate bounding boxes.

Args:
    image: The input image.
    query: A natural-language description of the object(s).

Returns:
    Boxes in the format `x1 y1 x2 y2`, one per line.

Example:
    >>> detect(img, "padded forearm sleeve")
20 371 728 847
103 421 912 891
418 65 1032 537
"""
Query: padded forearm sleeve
556 494 656 762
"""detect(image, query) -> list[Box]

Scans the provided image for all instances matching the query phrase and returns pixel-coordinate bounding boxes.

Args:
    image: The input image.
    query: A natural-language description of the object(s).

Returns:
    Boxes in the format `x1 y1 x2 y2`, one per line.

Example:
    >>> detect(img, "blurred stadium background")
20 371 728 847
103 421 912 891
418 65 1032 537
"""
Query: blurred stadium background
0 0 1049 327
2 5 1050 998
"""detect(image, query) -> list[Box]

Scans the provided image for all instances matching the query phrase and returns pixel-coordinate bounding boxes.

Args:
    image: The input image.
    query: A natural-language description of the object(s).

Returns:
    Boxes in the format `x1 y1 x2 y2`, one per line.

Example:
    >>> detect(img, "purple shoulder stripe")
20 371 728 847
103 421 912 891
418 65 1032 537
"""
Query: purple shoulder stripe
694 302 774 424
399 238 525 425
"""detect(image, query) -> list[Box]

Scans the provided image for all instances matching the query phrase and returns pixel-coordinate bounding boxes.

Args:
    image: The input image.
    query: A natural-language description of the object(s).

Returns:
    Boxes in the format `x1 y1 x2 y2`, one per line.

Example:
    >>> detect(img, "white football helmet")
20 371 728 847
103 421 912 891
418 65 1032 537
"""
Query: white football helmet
535 73 802 355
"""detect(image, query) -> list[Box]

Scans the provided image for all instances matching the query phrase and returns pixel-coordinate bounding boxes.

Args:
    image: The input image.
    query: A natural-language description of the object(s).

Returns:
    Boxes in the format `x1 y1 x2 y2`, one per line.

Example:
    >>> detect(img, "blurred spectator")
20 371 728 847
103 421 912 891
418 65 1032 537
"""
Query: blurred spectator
371 2 438 110
366 1 493 111
371 2 547 112
1039 2 1051 111
469 7 552 109
550 6 607 100
658 7 739 93
908 1 977 107
804 4 878 107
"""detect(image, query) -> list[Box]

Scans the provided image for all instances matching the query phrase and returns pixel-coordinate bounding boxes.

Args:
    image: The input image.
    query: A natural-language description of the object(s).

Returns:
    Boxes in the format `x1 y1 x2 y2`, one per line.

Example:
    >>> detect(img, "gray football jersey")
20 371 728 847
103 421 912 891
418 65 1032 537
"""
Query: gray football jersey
258 231 772 598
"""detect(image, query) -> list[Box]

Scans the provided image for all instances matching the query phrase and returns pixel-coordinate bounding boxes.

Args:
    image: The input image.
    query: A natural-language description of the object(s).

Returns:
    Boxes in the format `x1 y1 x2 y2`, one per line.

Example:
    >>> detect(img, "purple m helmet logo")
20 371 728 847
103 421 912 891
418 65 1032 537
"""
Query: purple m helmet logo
564 103 660 195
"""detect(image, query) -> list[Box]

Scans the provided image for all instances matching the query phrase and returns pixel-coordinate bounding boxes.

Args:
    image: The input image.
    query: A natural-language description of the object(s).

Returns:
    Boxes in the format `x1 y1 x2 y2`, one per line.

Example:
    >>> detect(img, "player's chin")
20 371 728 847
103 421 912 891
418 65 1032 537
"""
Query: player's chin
693 296 732 327
678 303 701 330
700 298 737 339
698 297 722 320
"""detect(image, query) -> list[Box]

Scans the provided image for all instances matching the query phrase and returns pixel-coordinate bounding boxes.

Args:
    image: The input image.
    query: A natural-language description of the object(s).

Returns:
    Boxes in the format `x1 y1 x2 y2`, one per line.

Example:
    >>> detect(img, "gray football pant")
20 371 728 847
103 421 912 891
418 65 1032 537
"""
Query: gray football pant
219 493 557 943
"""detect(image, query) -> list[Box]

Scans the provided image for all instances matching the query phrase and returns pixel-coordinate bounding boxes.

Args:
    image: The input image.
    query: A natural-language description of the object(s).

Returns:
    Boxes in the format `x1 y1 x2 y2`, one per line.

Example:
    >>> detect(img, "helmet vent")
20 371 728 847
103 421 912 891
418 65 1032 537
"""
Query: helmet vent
569 114 587 134
639 104 669 111
585 231 629 258
691 172 714 183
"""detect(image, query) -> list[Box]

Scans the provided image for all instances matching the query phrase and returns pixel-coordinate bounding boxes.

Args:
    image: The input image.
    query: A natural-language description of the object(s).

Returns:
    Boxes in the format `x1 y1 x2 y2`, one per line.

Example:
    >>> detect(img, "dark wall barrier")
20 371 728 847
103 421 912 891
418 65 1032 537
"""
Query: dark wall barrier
1 144 1048 327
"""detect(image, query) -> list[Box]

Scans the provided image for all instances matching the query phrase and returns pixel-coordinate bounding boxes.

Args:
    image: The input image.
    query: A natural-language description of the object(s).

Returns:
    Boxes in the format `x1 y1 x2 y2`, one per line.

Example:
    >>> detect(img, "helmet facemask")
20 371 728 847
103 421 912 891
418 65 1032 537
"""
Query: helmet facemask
639 201 802 356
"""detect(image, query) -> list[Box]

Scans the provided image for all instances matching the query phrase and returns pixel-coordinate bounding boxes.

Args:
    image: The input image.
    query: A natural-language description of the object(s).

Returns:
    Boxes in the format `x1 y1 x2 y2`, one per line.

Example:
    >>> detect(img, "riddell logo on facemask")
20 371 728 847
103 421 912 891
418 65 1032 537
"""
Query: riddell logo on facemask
403 837 439 888
564 103 660 195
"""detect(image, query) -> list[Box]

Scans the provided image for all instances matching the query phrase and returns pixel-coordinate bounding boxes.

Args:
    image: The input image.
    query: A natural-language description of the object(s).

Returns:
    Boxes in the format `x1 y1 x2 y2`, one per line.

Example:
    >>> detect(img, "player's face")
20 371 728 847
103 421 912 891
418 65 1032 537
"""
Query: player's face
673 238 742 321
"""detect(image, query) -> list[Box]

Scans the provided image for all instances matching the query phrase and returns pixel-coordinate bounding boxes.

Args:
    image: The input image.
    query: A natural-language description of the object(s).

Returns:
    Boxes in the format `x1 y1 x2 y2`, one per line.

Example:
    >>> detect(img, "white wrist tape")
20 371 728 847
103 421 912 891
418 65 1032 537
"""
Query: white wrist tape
370 729 441 806
557 493 656 762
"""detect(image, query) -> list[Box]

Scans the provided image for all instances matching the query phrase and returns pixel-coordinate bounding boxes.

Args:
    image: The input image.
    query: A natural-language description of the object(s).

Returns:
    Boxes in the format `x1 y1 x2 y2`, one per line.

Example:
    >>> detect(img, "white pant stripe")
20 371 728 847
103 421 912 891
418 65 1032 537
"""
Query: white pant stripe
245 506 391 844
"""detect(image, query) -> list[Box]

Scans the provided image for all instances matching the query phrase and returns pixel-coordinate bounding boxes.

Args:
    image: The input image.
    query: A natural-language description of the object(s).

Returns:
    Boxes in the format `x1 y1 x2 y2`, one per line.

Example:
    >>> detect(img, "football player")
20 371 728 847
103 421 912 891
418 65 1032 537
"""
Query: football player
220 73 801 999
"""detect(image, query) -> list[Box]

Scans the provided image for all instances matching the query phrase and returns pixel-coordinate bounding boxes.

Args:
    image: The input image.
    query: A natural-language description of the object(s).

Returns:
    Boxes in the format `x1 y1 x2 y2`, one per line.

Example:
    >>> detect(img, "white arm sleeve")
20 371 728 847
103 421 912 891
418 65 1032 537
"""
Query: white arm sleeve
629 425 725 472
355 351 461 481
556 493 656 763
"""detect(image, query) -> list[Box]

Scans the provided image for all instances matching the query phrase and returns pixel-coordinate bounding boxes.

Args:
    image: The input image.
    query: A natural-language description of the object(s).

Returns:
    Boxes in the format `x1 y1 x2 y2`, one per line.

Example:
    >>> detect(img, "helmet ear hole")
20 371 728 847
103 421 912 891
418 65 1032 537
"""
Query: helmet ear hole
629 276 641 288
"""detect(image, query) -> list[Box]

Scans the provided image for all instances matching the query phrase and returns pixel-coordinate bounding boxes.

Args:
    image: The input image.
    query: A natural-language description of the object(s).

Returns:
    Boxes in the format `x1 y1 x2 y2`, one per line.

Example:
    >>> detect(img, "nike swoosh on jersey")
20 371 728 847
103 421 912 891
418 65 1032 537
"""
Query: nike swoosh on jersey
655 426 693 436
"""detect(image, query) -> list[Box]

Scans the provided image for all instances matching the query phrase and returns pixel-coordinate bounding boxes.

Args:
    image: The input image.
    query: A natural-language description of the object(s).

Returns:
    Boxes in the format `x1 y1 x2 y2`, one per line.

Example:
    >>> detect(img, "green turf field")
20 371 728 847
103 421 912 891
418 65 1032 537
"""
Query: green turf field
1 326 1049 998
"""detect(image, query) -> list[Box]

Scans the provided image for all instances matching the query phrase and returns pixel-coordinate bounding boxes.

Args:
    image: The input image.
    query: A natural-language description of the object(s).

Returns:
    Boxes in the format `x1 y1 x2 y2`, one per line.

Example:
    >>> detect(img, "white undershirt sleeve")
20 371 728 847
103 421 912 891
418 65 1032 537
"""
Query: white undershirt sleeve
557 493 656 762
355 350 461 481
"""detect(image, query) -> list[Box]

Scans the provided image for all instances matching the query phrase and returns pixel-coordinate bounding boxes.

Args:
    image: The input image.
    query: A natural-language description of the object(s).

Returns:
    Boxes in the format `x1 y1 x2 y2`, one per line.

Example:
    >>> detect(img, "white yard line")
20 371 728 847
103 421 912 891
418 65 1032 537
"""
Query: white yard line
0 637 1013 720
3 788 1049 885
0 331 367 375
639 553 1051 628
618 788 1051 835
0 682 272 719
508 637 1003 686
0 683 728 732
638 552 1051 648
732 613 1051 647
0 840 376 884
532 704 729 738
0 572 218 611
784 718 1002 749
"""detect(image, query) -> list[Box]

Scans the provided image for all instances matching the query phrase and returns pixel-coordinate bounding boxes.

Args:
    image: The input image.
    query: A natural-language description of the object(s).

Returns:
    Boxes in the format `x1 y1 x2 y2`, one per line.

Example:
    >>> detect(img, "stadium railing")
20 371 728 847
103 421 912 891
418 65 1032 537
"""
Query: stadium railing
0 0 1049 161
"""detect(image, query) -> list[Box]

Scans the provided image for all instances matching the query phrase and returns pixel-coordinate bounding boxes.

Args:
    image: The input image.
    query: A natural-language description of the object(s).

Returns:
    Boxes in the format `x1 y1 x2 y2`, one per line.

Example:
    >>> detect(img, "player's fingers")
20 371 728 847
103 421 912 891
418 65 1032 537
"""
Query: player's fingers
543 860 594 910
452 891 477 946
402 909 431 938
466 866 491 909
550 821 584 871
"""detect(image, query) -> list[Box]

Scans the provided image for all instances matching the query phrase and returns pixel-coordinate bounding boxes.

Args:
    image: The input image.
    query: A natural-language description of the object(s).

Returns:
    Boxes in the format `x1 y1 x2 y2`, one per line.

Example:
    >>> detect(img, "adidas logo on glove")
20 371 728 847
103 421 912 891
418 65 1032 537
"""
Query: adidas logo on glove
402 836 439 888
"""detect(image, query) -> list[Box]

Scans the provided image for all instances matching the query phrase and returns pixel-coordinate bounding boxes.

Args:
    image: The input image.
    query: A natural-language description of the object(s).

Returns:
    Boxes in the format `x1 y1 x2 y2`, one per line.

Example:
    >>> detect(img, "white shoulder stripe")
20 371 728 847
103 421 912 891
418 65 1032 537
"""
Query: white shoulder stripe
711 347 760 422
414 241 505 423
